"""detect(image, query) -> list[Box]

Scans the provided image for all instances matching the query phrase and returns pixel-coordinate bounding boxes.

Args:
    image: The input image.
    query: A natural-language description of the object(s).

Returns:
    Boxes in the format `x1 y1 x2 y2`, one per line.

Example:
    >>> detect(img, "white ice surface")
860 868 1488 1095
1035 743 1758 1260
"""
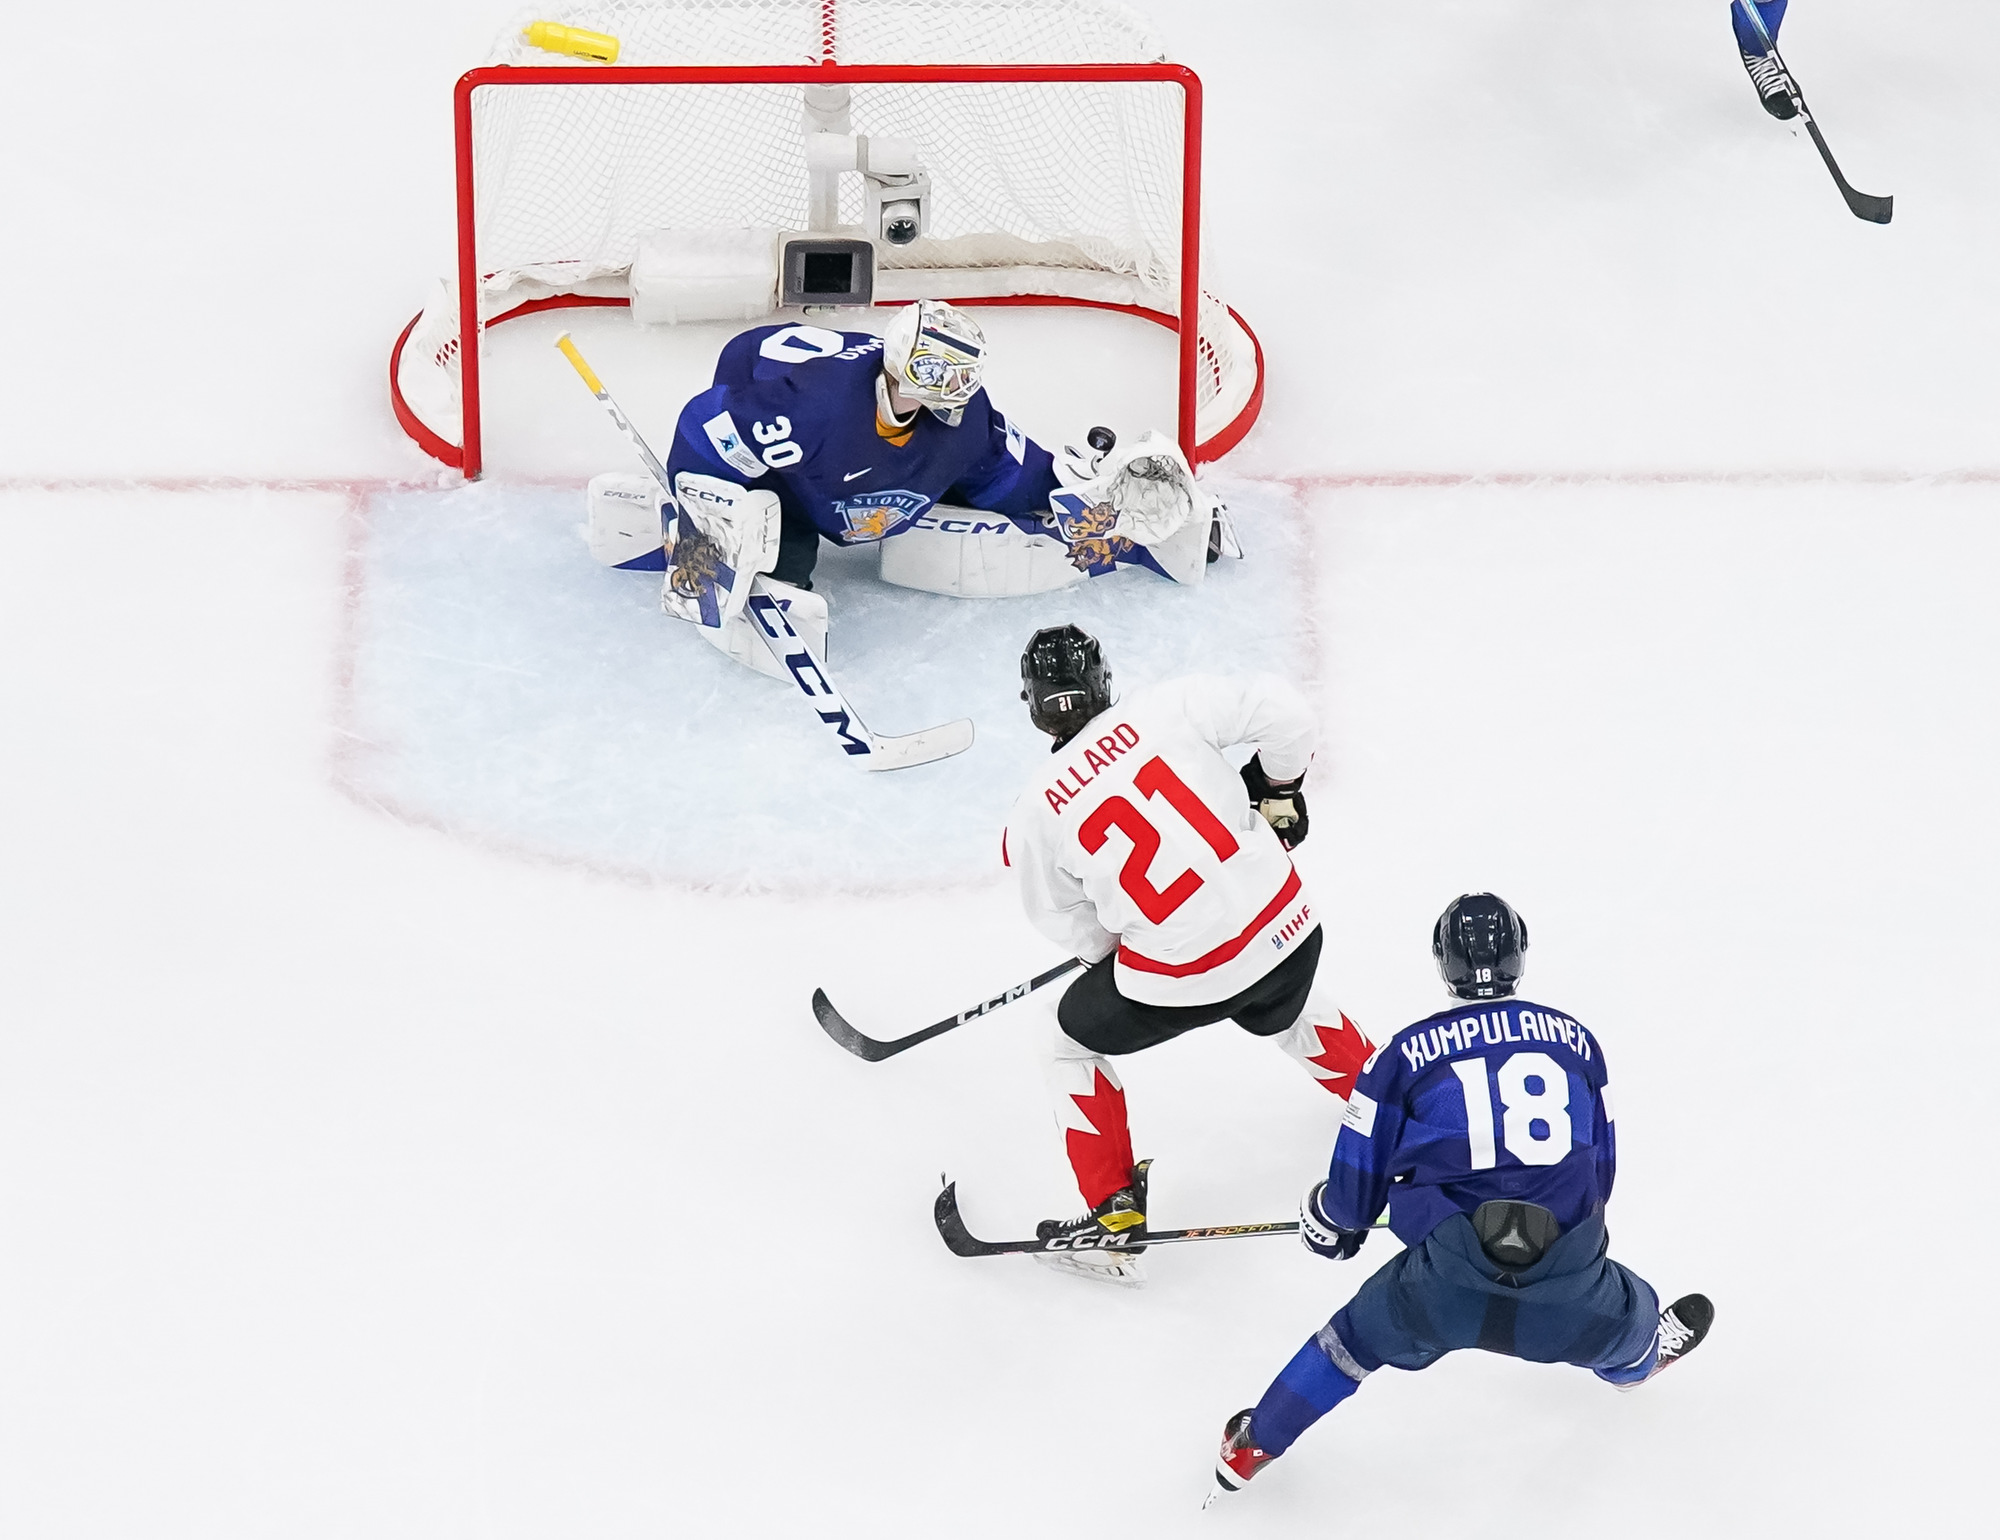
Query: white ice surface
3 3 1997 1538
341 475 1304 889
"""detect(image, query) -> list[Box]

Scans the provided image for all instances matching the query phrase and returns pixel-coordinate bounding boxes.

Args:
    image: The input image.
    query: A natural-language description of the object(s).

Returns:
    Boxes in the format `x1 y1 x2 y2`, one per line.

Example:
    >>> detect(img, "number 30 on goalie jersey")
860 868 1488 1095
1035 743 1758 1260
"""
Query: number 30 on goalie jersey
1004 675 1321 1011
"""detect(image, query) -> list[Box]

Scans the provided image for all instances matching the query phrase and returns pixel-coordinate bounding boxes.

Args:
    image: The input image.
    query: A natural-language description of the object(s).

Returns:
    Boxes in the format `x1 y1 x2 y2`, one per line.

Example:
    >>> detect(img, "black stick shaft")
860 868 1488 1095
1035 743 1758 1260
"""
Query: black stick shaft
813 956 1085 1061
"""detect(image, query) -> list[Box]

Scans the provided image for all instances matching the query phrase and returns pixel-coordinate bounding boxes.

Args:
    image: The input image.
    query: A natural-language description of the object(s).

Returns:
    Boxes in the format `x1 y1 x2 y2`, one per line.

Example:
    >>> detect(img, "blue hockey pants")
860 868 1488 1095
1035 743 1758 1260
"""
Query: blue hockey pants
1251 1210 1660 1456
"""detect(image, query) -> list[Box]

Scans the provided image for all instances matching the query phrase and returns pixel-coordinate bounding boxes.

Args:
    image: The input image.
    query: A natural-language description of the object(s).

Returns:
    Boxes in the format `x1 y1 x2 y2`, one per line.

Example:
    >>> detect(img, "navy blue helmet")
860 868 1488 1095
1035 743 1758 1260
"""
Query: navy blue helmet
1433 893 1529 1000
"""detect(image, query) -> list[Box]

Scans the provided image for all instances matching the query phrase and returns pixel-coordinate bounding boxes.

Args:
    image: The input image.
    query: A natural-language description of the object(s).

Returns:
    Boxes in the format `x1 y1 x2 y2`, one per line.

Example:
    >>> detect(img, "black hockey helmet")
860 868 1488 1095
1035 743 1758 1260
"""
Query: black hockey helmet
1020 624 1113 743
1432 893 1529 1000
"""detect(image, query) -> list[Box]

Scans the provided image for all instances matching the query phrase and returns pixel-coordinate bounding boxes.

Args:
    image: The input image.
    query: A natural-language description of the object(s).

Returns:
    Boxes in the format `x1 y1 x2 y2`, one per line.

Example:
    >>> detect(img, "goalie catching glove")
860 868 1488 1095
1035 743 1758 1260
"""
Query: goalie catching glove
1242 752 1309 849
1047 429 1227 586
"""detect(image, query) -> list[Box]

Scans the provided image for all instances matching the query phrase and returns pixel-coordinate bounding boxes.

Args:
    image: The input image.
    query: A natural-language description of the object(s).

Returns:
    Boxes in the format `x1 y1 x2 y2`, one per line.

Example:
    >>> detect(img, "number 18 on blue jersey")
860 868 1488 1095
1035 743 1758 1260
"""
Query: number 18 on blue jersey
1324 998 1618 1247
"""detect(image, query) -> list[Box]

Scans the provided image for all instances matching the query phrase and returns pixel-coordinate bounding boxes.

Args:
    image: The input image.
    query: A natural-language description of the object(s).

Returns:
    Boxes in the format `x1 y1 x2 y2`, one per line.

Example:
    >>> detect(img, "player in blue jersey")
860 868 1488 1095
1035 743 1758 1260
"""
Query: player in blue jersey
666 302 1062 590
582 300 1232 682
1206 894 1714 1503
1733 0 1797 119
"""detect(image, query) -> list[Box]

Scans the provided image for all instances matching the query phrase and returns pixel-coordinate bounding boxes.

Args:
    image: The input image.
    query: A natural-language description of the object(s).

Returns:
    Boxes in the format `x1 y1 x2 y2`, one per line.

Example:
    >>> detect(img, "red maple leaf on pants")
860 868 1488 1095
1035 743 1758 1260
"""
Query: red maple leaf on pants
1065 1068 1136 1208
1305 1015 1374 1100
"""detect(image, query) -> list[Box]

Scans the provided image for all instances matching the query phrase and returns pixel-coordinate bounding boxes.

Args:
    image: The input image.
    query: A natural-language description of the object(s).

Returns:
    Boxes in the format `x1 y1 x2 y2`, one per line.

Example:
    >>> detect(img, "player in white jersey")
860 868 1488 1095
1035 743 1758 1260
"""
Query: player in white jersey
1001 626 1374 1282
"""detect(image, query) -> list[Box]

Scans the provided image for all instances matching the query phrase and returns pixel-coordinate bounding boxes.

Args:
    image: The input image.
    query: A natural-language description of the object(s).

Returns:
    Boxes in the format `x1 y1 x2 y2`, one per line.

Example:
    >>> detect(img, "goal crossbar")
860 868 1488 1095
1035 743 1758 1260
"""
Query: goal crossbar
425 59 1253 479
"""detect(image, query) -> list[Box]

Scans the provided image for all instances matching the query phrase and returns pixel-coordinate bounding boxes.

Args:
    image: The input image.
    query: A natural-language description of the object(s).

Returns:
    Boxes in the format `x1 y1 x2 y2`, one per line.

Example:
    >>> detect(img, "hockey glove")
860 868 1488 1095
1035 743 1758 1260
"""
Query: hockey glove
1299 1180 1367 1262
1242 754 1309 850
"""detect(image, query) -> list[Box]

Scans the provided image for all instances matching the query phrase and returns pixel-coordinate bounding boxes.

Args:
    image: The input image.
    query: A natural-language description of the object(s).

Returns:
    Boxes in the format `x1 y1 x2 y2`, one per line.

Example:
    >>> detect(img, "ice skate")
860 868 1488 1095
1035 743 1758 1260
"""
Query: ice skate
1033 1158 1149 1286
1740 47 1798 119
1617 1293 1715 1391
1202 1408 1277 1507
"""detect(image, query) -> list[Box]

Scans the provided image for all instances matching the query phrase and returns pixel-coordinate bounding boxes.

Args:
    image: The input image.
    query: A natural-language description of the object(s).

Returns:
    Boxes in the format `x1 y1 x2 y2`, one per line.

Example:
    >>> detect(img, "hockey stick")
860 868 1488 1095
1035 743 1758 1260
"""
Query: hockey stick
813 956 1085 1061
738 585 972 770
1734 2 1892 224
933 1180 1386 1258
553 334 974 771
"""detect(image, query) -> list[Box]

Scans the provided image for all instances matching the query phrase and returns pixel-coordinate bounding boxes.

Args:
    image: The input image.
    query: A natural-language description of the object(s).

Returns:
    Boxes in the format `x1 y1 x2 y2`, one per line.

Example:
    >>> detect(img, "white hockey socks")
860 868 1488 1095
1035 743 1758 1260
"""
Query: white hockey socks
1271 1011 1376 1102
1046 1025 1137 1208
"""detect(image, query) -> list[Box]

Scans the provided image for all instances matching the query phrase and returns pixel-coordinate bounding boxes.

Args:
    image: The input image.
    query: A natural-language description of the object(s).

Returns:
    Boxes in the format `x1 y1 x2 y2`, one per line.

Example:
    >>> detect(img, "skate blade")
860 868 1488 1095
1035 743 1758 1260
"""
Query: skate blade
1032 1250 1147 1288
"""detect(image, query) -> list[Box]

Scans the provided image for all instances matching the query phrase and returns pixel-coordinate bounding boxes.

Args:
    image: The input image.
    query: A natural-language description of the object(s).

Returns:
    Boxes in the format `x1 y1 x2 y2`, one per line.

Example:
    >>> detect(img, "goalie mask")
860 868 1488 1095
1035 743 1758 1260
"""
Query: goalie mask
883 300 986 425
1020 624 1113 744
1432 893 1529 1001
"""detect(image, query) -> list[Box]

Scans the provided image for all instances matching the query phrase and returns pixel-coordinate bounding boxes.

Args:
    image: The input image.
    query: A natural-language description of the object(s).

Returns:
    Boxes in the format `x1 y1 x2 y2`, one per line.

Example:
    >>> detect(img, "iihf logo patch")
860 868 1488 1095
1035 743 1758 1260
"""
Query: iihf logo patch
832 488 931 543
701 410 765 478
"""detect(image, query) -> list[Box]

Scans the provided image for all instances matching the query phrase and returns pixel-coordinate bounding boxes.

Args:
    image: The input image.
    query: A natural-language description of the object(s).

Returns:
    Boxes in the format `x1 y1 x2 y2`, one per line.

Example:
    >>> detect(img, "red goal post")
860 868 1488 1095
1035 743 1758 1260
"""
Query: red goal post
390 21 1264 479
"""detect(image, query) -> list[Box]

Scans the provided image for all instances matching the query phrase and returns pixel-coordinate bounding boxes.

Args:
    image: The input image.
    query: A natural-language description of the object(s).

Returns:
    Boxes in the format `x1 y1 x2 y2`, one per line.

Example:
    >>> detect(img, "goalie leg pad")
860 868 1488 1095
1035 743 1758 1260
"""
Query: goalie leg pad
662 473 781 628
698 578 828 680
585 472 669 570
878 508 1083 597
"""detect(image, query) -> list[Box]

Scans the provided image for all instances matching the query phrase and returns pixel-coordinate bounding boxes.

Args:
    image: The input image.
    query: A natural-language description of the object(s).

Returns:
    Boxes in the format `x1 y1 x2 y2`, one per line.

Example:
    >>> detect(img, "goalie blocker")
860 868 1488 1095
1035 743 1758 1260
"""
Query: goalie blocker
588 470 830 681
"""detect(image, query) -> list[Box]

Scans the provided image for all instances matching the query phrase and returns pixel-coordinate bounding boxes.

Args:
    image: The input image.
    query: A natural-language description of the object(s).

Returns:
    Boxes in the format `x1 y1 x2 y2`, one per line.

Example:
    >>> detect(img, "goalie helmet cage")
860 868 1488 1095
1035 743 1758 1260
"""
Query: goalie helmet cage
389 0 1266 478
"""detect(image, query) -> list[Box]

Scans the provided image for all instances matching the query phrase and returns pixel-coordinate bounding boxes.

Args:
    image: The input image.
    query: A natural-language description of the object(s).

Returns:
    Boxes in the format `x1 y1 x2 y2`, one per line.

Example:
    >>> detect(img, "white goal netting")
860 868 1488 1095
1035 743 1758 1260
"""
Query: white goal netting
395 0 1260 467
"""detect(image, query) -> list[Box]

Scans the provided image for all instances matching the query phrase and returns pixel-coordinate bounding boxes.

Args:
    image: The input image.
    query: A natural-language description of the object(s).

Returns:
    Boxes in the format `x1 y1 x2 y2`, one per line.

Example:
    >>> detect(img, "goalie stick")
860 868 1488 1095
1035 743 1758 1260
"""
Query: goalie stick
813 956 1084 1061
1734 1 1892 224
553 333 974 771
933 1179 1386 1258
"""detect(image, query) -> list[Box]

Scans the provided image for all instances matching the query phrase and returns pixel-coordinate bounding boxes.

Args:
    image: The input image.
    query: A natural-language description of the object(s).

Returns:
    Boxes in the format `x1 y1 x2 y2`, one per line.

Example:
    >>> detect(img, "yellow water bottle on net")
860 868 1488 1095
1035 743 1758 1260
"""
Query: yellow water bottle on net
522 20 620 63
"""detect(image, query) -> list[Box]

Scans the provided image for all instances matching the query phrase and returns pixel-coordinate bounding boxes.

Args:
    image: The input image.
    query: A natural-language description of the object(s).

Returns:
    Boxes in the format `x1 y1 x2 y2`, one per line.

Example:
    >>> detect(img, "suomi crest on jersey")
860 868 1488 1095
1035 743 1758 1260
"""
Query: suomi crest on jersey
831 488 932 543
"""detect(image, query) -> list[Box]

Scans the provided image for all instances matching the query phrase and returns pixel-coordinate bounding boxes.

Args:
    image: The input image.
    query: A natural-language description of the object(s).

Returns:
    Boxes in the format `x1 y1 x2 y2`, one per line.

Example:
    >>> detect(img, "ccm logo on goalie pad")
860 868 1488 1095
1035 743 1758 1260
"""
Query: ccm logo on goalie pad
913 514 1012 536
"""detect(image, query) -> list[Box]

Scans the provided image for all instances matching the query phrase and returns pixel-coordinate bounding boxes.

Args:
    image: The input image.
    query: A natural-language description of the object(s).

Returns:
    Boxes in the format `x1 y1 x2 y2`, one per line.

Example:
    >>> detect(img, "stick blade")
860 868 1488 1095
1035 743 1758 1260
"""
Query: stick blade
933 1180 1007 1256
811 988 898 1061
1844 187 1893 224
861 717 974 772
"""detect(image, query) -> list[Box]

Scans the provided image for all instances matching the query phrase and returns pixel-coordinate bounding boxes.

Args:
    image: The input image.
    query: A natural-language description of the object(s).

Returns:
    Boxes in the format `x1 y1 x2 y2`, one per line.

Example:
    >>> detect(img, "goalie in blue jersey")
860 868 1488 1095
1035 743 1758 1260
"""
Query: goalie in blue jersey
1206 894 1716 1503
581 300 1235 680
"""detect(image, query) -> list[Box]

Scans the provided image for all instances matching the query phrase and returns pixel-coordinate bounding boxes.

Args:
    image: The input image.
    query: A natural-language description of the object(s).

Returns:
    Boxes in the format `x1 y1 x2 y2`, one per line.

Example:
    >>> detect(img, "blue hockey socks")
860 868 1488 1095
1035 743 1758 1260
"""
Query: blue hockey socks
1731 0 1788 55
1247 1323 1369 1456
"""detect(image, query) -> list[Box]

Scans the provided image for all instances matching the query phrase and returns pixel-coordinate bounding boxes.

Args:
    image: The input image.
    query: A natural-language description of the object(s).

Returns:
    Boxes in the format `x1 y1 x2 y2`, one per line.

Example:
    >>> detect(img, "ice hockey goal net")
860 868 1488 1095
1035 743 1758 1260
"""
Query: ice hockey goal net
390 0 1264 477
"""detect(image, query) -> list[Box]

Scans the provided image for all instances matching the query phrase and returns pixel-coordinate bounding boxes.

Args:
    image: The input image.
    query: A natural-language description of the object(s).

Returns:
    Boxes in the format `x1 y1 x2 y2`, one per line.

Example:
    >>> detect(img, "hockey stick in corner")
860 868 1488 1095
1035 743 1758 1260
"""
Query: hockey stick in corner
813 956 1084 1061
1735 2 1892 224
553 333 973 771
